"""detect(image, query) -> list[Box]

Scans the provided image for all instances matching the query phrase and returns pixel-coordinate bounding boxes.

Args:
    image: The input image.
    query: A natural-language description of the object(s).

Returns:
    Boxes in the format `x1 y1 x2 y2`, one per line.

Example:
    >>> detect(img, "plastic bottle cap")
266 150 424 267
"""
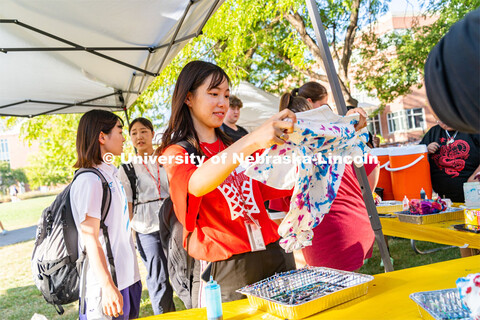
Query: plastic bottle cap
206 276 219 290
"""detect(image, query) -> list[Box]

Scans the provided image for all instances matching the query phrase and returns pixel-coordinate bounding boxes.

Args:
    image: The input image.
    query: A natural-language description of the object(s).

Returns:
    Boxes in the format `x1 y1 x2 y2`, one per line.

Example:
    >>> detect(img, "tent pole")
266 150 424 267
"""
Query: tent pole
124 107 131 131
305 0 393 272
118 91 131 131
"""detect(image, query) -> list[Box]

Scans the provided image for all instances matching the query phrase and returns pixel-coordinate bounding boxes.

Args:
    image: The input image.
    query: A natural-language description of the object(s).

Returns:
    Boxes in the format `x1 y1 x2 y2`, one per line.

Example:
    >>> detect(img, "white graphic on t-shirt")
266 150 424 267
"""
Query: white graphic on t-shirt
218 172 260 221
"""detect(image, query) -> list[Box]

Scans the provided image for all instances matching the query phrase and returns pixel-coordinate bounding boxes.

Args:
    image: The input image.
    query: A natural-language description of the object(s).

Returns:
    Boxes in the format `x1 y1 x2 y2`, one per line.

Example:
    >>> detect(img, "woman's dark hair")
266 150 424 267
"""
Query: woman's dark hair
74 109 123 168
158 60 232 155
279 92 313 113
129 117 154 134
296 81 328 103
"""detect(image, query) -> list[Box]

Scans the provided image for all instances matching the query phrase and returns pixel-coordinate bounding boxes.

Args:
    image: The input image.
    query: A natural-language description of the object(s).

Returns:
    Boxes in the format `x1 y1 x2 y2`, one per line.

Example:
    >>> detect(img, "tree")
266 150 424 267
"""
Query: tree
5 111 131 189
134 0 391 112
354 0 479 106
10 114 80 189
0 161 28 195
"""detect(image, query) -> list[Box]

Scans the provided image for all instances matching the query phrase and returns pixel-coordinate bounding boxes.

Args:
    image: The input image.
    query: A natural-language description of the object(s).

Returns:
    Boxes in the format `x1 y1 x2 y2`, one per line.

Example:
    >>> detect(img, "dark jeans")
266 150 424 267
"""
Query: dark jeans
191 240 295 307
136 231 175 314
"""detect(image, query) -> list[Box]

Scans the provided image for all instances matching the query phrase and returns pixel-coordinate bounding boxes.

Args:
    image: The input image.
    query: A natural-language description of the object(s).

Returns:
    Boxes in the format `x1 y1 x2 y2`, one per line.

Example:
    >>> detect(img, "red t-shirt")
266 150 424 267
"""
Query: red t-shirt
270 158 378 271
162 140 291 262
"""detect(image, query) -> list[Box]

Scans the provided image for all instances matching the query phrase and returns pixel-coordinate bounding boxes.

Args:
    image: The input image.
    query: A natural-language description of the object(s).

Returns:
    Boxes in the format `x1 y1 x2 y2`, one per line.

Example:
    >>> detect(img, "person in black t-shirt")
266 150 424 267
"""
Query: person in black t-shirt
420 119 480 203
220 95 249 141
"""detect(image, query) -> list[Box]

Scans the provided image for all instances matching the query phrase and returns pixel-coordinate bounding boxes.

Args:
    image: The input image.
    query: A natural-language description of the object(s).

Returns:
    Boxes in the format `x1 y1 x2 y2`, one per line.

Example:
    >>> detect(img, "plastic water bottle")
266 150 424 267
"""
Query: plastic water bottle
205 276 223 320
402 196 409 211
420 188 426 200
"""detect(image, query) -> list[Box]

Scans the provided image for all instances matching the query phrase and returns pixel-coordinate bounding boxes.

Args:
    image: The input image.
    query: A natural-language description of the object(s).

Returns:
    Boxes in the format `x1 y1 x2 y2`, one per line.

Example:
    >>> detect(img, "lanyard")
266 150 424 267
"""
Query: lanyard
142 162 162 198
445 130 458 145
200 139 224 157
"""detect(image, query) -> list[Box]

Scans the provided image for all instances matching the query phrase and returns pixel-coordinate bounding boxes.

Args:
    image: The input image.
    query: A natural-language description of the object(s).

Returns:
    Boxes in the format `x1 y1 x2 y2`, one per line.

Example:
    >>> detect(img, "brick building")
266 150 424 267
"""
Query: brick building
352 11 439 145
0 126 39 169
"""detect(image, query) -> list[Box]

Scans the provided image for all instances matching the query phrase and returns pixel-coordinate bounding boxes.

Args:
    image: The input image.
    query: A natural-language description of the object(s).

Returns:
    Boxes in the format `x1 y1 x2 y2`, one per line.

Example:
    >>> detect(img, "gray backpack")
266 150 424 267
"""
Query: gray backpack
31 168 116 315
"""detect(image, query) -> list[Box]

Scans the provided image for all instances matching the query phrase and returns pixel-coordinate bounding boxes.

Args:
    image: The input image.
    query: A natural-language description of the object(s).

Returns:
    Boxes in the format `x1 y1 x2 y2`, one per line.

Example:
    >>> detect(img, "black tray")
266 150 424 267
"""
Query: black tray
453 224 480 234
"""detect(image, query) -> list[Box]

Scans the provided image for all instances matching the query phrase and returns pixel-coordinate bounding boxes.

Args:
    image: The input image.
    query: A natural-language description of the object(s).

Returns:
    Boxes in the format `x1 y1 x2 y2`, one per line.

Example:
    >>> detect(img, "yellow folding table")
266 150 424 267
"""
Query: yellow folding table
380 217 480 249
144 255 480 320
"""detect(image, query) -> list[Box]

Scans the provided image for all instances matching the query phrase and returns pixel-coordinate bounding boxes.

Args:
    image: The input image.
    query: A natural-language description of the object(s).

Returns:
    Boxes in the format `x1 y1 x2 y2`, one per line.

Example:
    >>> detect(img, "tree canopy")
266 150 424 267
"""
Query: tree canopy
354 0 479 105
134 0 391 110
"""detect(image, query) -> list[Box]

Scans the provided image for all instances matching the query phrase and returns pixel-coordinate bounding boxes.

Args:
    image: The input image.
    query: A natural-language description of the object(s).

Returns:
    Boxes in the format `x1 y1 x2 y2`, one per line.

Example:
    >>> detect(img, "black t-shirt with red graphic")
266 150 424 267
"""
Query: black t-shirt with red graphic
420 125 480 202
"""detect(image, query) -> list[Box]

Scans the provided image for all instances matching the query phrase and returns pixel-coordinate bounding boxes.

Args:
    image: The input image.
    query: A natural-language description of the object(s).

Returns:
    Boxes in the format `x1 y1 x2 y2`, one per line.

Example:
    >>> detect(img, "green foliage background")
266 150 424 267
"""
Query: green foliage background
354 0 480 104
3 0 478 187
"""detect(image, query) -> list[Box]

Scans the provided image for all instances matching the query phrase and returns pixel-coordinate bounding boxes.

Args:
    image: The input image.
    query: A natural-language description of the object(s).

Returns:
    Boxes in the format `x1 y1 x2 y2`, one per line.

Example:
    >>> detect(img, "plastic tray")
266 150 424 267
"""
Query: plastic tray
376 201 403 214
445 208 464 221
397 208 464 225
410 288 472 320
237 267 373 319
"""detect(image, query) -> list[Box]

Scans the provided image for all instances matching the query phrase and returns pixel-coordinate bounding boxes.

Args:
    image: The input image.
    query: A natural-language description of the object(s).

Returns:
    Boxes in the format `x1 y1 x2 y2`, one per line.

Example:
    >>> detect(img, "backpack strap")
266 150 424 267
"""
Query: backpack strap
177 140 200 164
73 169 117 284
175 141 201 285
121 163 138 209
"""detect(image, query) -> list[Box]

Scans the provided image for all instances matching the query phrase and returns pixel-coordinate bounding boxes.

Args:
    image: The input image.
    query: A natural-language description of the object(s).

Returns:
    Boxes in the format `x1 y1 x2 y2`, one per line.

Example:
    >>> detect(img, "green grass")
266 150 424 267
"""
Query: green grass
0 240 78 319
0 195 56 230
0 196 461 319
358 237 461 274
0 195 184 319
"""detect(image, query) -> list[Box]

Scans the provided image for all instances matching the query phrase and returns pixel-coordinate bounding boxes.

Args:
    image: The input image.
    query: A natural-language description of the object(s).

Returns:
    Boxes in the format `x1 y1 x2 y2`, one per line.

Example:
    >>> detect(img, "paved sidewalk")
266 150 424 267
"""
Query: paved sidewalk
0 225 37 247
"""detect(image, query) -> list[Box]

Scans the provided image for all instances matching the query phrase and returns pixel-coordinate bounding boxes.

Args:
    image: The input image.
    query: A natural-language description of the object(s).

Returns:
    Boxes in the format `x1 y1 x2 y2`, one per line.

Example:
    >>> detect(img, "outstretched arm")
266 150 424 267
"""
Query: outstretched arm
188 109 296 197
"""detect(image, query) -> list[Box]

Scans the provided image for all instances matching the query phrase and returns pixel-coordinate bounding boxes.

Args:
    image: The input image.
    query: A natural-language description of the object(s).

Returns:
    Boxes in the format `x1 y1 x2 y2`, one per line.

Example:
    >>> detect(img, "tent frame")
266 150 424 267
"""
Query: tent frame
0 0 222 118
306 0 394 272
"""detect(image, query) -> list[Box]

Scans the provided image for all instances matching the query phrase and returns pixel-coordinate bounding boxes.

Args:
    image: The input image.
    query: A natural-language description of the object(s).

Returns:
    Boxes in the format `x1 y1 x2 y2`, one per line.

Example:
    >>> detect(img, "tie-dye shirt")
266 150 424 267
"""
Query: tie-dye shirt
245 106 369 252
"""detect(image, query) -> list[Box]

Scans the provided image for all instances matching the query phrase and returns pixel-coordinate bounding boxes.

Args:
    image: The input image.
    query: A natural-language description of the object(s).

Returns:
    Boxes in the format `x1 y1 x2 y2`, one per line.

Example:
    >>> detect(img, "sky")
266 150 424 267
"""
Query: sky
388 0 423 15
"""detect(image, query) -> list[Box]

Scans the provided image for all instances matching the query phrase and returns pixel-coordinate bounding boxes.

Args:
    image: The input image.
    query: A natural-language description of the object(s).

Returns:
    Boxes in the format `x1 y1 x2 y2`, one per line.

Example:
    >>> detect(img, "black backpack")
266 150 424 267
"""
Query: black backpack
121 163 138 209
31 168 117 315
158 141 198 309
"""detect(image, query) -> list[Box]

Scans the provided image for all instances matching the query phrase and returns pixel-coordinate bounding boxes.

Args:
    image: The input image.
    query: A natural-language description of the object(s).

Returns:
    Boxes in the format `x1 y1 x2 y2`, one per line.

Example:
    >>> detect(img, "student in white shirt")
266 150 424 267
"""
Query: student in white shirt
71 109 141 320
118 117 175 314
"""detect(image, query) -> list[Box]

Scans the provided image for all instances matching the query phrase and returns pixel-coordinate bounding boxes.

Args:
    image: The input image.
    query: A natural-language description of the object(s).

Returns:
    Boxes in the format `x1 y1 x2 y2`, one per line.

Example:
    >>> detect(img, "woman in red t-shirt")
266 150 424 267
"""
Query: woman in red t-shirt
157 61 297 307
271 84 379 272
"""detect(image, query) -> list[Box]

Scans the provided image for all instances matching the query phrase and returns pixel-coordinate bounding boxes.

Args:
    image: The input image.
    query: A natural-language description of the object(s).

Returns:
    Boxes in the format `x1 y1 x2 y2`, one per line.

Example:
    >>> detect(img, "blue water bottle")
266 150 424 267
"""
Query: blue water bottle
205 276 223 320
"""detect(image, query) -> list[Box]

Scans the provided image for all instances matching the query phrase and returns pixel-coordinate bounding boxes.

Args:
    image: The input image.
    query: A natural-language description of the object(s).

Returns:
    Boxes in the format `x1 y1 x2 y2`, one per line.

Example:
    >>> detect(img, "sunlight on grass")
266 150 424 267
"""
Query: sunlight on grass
0 196 56 230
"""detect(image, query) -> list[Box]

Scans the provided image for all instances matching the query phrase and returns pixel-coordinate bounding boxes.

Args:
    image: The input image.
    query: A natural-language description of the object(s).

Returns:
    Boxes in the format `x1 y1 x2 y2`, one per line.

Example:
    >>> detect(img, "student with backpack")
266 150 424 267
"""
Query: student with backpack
71 110 141 319
158 60 297 307
118 117 175 314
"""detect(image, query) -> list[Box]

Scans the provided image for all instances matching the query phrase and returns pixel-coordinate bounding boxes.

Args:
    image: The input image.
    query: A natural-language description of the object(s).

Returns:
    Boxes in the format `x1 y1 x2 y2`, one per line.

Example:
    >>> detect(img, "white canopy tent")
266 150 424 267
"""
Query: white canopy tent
0 0 224 118
233 81 280 131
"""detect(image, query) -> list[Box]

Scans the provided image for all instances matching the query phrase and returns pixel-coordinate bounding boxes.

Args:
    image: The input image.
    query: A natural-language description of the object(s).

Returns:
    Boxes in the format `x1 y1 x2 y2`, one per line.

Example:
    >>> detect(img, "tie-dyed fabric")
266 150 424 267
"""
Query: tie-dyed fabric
245 106 369 252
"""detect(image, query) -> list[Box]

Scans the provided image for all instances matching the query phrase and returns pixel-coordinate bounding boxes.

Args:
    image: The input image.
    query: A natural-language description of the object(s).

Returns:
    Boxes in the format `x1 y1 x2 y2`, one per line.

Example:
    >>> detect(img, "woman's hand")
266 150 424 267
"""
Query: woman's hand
248 109 296 150
80 216 124 318
467 165 480 182
427 142 440 154
346 107 367 131
186 109 295 197
102 282 123 318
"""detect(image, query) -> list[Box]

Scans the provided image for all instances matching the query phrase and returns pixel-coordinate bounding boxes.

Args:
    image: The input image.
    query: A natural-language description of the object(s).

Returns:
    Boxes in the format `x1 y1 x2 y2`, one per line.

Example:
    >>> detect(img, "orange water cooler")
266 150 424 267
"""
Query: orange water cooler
370 148 394 200
385 145 432 201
